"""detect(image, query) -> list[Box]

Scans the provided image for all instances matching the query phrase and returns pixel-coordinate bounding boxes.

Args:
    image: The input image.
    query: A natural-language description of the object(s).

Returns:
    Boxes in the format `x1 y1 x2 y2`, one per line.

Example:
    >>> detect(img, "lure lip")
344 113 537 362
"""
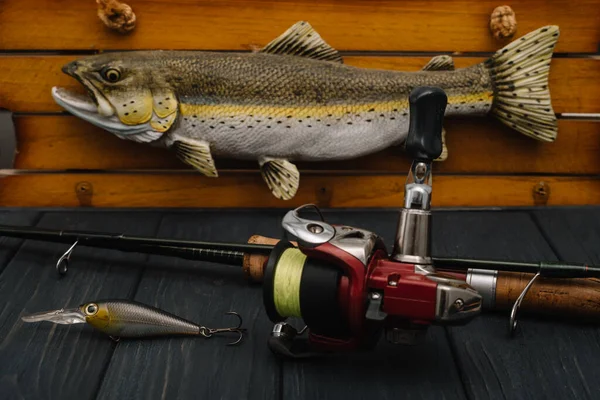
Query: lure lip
21 307 87 325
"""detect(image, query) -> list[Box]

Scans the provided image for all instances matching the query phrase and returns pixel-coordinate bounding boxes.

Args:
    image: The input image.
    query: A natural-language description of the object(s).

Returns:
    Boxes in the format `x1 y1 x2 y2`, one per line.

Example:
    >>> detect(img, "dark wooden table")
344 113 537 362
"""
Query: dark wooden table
0 207 599 400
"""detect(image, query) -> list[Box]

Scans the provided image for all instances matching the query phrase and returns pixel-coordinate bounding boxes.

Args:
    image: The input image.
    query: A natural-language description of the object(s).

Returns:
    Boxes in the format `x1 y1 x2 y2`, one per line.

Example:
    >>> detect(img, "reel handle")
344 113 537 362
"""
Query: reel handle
404 86 447 162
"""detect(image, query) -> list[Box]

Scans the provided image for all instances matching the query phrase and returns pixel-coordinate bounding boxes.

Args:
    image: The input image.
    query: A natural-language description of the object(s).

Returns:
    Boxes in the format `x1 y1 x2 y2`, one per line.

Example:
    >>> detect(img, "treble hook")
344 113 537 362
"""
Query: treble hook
198 312 247 346
508 271 541 337
56 240 78 275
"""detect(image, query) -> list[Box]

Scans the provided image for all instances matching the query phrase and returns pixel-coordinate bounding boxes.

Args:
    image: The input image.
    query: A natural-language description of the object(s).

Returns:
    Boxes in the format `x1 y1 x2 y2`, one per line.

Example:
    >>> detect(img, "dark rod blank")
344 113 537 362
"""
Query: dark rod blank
0 224 273 254
1 224 600 278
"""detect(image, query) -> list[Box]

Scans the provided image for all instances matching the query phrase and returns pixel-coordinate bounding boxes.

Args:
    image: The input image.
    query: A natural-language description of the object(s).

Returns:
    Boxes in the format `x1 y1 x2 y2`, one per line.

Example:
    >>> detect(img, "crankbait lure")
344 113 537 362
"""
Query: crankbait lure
21 299 246 345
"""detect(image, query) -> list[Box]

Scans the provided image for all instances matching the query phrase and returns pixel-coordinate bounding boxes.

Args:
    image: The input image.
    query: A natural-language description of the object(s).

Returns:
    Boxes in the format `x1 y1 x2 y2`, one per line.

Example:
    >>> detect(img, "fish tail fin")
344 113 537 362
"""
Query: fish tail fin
485 25 560 142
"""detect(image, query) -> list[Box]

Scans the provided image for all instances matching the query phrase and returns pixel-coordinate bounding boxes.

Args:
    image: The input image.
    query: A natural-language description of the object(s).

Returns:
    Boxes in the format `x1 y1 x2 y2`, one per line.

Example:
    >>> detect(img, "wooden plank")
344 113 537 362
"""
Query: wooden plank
0 211 161 399
1 1 597 52
13 116 600 174
0 174 599 208
532 208 600 265
97 211 282 400
0 210 40 273
1 55 597 114
433 211 600 399
281 210 466 400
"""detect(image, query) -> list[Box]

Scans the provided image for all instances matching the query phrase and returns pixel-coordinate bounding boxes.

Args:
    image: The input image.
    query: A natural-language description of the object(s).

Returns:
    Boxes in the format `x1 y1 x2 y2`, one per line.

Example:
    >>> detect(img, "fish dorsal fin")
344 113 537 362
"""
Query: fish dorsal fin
259 21 343 63
422 55 455 71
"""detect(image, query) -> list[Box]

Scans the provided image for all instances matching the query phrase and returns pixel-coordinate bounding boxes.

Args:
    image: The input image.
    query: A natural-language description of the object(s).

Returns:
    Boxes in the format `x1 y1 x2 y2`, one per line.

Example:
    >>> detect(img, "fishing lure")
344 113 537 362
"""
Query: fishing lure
21 299 246 345
52 21 560 200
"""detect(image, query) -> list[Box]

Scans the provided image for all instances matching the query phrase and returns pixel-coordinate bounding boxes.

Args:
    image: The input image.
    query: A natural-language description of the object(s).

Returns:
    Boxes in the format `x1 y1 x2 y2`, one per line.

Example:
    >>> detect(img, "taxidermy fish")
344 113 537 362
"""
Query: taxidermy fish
52 21 560 200
22 299 245 344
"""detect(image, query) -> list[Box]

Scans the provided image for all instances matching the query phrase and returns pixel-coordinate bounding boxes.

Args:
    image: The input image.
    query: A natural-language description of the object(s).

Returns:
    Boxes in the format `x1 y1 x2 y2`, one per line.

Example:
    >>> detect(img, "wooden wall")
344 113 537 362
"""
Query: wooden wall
0 0 599 208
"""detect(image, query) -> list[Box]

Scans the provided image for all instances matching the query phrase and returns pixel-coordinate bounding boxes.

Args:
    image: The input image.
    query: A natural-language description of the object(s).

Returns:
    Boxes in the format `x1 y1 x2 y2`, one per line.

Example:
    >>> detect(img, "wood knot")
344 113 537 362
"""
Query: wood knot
96 0 136 34
316 184 332 208
490 5 517 40
75 181 94 207
532 181 550 205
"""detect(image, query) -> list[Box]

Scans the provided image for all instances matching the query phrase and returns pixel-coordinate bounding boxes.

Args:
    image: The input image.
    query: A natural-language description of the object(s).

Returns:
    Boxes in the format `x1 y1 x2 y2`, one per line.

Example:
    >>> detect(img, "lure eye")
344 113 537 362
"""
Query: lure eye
102 68 121 83
85 303 99 315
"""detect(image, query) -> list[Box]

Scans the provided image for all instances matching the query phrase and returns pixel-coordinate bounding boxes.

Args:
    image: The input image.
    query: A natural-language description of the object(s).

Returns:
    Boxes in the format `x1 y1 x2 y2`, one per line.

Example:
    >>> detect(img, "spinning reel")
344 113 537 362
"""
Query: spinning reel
262 87 482 358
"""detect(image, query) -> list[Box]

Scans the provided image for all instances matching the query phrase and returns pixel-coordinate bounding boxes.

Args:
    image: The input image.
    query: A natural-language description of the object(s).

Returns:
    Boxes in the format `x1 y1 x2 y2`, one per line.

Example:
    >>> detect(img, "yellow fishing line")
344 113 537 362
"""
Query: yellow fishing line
273 248 306 317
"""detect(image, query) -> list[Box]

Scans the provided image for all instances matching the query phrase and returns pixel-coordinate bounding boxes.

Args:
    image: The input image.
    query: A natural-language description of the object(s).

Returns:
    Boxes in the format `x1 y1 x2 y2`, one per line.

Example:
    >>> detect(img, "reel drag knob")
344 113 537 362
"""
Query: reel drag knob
404 86 447 162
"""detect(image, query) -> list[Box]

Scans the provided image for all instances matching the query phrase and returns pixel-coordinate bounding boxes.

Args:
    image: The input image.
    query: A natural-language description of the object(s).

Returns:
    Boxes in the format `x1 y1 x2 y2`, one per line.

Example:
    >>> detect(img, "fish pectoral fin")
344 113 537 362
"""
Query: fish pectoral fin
434 127 448 162
259 157 300 200
174 138 218 177
422 55 455 71
260 21 343 63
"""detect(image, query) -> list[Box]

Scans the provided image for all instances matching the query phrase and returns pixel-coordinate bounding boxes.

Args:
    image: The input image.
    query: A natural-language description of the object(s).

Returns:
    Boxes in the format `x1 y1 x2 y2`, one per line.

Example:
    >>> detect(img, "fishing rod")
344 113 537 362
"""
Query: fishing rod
2 87 599 358
3 222 596 277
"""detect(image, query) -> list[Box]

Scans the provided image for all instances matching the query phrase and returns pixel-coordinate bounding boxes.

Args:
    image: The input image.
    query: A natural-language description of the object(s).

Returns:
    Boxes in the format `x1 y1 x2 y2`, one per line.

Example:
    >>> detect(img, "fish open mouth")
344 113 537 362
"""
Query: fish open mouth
52 86 150 136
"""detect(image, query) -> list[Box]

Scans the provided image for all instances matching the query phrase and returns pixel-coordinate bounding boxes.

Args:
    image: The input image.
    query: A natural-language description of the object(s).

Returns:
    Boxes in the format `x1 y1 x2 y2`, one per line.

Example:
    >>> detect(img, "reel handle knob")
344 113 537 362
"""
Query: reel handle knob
405 86 447 162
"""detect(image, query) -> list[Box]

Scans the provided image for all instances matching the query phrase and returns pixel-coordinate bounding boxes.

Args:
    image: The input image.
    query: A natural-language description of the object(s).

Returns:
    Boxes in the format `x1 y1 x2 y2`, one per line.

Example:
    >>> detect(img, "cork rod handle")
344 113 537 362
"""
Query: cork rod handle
495 272 600 319
242 235 297 282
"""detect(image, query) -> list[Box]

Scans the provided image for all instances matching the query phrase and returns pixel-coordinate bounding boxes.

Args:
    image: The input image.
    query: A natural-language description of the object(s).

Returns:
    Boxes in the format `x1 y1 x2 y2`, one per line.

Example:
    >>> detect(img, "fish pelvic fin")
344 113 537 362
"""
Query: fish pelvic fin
259 157 300 200
485 25 560 142
173 138 218 177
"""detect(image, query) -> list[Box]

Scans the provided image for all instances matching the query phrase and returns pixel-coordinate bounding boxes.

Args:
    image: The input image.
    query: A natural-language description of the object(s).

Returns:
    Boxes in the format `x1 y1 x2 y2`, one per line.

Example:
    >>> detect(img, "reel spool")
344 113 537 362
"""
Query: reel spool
262 241 350 338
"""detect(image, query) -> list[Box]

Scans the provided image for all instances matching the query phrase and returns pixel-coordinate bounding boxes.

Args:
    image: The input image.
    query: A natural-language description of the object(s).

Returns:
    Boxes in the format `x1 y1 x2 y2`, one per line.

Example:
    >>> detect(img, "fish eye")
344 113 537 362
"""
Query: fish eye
85 303 99 315
102 68 121 83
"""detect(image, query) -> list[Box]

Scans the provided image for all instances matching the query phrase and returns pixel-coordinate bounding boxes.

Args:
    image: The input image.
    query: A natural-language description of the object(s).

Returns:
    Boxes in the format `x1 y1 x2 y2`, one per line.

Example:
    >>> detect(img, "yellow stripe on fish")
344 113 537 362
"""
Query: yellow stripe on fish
179 91 493 120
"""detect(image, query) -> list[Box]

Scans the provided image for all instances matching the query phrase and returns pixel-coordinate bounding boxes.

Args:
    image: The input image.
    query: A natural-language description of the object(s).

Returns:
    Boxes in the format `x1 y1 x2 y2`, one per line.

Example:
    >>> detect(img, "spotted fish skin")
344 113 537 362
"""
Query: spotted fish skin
52 21 560 199
166 52 492 161
84 300 200 337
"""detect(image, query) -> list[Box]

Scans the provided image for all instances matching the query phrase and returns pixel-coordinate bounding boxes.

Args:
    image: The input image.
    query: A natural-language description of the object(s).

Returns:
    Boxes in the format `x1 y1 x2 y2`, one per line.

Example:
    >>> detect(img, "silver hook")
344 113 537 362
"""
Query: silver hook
198 312 246 346
56 240 78 275
509 271 541 336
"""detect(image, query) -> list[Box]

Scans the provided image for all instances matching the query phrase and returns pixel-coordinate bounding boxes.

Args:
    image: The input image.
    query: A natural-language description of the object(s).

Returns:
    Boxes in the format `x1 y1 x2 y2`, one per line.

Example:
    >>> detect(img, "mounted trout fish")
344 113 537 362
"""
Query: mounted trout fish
52 21 560 200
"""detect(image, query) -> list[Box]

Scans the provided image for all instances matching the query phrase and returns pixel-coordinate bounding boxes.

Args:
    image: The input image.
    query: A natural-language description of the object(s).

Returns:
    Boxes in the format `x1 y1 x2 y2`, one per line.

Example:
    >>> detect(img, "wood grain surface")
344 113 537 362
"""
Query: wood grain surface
0 0 598 208
0 210 40 272
12 116 600 174
2 56 597 114
1 1 598 52
0 173 599 208
1 208 600 399
0 211 161 399
533 208 600 266
434 211 600 400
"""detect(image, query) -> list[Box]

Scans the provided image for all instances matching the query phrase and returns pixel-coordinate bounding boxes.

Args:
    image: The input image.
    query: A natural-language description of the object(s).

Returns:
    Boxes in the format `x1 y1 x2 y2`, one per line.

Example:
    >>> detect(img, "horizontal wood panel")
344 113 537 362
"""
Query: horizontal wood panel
0 174 598 208
1 1 598 52
1 56 597 114
13 116 600 174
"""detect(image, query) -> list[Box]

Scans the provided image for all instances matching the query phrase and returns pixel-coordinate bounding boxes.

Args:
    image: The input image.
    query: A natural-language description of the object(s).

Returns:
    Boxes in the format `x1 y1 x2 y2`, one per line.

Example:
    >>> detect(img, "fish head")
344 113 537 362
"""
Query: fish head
80 302 111 330
52 52 179 142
